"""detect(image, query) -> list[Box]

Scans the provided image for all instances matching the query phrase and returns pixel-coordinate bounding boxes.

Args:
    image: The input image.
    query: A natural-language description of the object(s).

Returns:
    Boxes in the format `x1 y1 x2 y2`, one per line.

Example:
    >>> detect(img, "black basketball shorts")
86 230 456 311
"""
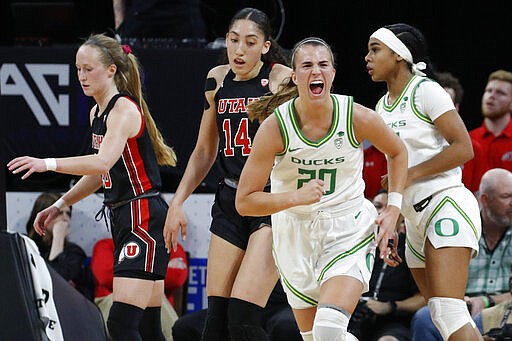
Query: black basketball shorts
210 181 271 250
110 195 170 280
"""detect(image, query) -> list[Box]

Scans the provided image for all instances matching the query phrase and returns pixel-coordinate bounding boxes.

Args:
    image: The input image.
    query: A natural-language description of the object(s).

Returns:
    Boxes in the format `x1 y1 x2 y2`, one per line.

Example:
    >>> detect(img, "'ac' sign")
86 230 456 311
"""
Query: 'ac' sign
0 63 70 126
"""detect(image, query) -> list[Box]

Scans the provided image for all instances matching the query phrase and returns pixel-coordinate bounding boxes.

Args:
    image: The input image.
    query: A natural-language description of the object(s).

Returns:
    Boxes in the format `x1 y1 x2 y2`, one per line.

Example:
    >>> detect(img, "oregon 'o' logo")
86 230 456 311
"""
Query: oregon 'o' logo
434 218 459 237
123 242 141 259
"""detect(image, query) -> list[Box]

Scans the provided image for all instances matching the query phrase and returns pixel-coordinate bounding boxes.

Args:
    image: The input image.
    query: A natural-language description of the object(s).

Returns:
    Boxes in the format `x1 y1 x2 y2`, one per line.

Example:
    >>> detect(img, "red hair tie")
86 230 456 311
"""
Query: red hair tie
121 44 132 54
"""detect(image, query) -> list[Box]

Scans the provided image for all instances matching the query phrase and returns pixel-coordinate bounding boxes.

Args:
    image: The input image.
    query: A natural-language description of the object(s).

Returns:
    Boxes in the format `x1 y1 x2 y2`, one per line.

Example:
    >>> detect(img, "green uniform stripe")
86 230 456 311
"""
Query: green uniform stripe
289 95 339 147
280 272 318 306
318 233 374 281
410 78 434 124
274 106 289 156
346 96 359 148
273 246 318 306
382 75 418 112
424 196 479 238
406 236 425 262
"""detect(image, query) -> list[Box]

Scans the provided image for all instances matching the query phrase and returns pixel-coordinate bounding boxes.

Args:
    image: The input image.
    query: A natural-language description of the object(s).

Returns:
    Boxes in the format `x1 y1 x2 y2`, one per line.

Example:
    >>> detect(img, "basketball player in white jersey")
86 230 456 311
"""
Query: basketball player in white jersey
236 37 408 341
365 23 482 341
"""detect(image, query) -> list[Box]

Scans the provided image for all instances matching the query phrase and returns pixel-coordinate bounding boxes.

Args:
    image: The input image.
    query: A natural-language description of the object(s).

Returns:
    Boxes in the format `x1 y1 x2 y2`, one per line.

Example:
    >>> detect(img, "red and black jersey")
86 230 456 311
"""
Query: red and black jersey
91 94 161 205
214 63 272 179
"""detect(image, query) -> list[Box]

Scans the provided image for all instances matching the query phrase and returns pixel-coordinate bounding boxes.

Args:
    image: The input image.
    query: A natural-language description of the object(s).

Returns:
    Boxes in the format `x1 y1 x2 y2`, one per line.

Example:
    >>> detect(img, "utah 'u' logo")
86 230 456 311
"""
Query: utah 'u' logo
124 242 141 259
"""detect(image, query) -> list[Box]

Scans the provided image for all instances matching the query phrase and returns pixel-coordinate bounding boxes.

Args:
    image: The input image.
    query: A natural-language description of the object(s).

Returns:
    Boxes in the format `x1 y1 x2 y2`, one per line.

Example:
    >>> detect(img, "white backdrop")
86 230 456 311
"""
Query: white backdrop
6 192 213 258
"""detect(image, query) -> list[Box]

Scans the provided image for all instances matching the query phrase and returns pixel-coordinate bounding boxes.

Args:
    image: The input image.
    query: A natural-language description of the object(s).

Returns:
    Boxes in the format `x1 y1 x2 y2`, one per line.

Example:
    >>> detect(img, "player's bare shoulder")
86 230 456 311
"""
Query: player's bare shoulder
109 96 142 136
269 63 292 93
207 65 231 93
353 101 381 126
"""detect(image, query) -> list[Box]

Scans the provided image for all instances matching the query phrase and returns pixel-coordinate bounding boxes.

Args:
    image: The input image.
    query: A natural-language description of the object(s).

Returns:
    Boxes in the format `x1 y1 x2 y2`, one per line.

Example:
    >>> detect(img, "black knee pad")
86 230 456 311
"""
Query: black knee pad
107 301 144 341
139 306 165 341
202 296 230 341
227 297 269 341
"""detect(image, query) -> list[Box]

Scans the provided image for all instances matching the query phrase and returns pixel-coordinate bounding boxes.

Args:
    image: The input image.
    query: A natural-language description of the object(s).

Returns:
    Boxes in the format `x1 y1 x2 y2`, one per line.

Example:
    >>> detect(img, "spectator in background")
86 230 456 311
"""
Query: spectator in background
113 0 206 45
91 237 188 340
26 192 94 301
469 70 512 175
474 273 512 339
348 189 425 341
411 168 512 340
437 71 485 194
363 144 388 199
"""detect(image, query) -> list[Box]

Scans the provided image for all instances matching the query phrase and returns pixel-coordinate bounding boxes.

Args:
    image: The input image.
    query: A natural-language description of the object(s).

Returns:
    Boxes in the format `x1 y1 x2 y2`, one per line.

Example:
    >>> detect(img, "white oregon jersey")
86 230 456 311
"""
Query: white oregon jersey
375 75 461 205
271 94 365 214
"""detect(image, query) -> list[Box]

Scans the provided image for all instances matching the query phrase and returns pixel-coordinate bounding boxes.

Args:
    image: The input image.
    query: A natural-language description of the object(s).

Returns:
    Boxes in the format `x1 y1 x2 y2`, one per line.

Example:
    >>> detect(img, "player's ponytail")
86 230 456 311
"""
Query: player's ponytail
82 34 177 167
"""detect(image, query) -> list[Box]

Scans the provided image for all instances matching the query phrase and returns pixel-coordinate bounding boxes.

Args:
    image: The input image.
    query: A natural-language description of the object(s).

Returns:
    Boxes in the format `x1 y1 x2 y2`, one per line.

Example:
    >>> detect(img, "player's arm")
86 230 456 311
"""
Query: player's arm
8 100 140 178
353 103 407 266
236 116 324 216
408 109 473 185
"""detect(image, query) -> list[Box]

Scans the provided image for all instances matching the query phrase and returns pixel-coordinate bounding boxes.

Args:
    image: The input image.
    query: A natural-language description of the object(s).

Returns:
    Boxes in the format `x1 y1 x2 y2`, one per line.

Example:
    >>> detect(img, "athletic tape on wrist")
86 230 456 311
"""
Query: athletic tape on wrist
387 192 403 209
52 198 68 210
44 158 57 171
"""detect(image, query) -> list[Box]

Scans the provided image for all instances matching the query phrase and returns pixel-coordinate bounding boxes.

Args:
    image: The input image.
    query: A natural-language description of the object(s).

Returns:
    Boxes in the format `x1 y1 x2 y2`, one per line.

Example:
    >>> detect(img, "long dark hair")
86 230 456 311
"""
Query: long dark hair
384 23 438 81
26 192 70 253
227 8 290 66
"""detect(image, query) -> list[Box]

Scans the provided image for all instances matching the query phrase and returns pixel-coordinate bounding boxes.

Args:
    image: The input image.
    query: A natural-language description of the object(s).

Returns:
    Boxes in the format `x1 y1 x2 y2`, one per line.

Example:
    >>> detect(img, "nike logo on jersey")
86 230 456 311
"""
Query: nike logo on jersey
288 147 302 152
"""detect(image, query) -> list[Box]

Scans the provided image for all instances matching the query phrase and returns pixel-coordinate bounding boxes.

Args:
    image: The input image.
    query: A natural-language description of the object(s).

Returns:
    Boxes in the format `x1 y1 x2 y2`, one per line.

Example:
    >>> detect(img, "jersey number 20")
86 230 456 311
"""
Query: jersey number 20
297 168 337 195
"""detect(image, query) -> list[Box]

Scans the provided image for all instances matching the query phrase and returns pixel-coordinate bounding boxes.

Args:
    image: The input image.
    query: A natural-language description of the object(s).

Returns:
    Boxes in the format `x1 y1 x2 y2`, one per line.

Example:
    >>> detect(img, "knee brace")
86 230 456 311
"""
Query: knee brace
313 304 351 341
227 297 269 341
139 306 165 341
428 297 475 340
107 301 144 340
202 296 230 341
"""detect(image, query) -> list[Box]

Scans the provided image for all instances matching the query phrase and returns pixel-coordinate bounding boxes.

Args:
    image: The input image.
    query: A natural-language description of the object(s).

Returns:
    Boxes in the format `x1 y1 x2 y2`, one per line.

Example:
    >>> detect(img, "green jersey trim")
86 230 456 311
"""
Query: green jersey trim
345 96 359 148
410 78 434 125
382 75 418 112
424 196 479 239
288 95 339 147
274 105 289 156
318 233 374 281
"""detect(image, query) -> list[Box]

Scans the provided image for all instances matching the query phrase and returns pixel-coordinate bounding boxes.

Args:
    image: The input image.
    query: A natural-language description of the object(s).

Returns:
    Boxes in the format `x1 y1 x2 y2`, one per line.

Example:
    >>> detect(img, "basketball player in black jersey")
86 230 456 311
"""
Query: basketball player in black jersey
9 34 176 340
163 8 291 341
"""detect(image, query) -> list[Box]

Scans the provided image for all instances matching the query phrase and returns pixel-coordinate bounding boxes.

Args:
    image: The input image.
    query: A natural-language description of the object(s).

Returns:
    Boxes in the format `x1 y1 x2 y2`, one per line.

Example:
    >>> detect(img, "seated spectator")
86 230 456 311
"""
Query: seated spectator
92 237 188 340
411 168 512 340
348 190 425 341
26 192 94 301
172 280 301 341
474 273 512 339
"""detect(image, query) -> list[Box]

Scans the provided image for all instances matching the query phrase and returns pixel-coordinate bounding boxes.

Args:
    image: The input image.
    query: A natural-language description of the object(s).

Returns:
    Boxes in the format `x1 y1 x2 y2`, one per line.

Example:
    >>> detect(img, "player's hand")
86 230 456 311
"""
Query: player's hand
293 179 325 206
7 156 47 180
163 202 188 253
375 205 402 267
366 299 394 316
33 206 61 236
464 295 486 317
